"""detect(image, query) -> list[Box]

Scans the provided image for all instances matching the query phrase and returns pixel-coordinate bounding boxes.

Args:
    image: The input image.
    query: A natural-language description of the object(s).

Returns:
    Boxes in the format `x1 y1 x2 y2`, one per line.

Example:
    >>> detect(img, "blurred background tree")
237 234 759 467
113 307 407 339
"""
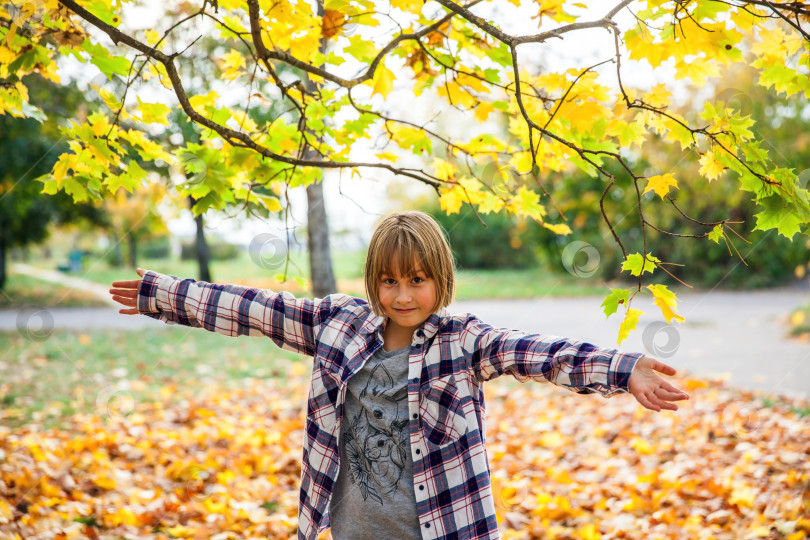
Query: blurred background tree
522 65 810 289
0 74 106 291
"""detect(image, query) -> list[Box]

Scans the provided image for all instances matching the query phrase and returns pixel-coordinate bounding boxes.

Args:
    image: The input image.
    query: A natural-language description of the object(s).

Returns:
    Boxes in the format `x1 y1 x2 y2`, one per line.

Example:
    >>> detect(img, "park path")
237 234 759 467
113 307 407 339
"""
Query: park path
2 263 809 398
9 262 118 307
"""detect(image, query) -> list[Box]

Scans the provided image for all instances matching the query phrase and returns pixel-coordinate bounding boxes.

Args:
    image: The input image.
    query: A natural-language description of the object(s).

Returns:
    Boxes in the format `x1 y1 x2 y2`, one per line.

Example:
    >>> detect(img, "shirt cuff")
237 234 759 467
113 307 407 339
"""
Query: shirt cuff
607 351 643 393
137 270 165 314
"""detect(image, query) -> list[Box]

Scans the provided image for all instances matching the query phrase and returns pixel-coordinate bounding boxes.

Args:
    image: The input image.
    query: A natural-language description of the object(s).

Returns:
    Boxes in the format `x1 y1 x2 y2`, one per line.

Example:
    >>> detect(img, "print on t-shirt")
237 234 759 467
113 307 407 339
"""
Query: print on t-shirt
343 362 409 505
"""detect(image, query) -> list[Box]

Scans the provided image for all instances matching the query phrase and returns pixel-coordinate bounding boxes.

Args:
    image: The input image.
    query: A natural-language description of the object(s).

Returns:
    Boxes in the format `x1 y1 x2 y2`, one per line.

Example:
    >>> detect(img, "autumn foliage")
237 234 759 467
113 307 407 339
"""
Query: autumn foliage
1 370 808 539
2 1 810 340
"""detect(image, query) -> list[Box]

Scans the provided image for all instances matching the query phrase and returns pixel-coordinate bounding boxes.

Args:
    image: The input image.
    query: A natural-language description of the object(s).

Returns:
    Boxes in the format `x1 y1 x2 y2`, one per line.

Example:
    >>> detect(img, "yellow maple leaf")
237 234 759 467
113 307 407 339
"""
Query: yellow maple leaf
165 525 197 538
144 29 160 46
644 84 671 108
433 158 458 181
188 91 219 110
543 222 572 235
219 49 246 81
675 56 720 87
647 284 685 324
698 151 725 181
476 192 504 214
618 308 643 346
375 152 399 162
136 97 171 126
643 173 678 199
474 101 494 122
439 187 465 214
575 523 602 540
371 64 395 98
440 81 476 108
728 481 757 508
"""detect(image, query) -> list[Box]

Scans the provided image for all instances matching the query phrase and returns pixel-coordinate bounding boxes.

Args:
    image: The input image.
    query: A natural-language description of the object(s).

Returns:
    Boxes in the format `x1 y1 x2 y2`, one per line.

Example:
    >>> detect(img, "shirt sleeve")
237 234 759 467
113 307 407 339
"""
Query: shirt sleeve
136 270 332 356
459 315 641 396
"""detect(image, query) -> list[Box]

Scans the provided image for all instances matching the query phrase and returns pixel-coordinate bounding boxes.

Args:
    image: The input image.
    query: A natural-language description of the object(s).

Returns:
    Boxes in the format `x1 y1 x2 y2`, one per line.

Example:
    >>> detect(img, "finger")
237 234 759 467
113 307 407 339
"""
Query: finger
659 380 689 399
111 279 141 288
111 295 137 307
109 288 138 298
654 387 688 402
136 268 146 277
653 395 679 411
110 289 138 298
119 307 139 315
638 392 661 412
652 360 677 376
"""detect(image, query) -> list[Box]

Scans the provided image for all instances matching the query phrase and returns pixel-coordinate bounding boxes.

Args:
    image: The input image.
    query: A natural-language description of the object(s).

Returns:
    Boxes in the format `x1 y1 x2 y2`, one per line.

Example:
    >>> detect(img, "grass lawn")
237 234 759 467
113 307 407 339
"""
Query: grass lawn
0 325 307 430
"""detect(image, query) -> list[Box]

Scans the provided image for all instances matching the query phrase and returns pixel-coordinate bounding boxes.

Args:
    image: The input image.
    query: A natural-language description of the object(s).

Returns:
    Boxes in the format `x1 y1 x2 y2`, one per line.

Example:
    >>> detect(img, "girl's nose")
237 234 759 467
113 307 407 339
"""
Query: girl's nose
396 286 412 302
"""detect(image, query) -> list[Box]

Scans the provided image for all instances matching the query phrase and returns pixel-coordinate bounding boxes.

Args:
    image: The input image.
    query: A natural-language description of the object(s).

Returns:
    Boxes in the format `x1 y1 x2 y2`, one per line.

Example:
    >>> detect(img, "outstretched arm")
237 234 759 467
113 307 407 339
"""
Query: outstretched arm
461 316 689 411
108 267 343 357
109 268 145 315
628 355 689 411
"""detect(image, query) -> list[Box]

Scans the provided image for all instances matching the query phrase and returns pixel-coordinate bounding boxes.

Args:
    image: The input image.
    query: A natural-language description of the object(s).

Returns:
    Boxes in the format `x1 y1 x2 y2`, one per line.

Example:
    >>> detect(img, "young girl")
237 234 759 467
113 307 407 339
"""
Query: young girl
109 210 688 540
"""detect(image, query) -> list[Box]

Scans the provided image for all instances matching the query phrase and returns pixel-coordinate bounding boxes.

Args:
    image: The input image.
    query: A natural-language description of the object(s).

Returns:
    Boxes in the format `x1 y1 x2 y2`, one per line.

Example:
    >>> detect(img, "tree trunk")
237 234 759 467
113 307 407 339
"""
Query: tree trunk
307 181 336 297
110 231 124 267
191 196 212 282
128 234 137 268
305 0 337 299
0 236 6 291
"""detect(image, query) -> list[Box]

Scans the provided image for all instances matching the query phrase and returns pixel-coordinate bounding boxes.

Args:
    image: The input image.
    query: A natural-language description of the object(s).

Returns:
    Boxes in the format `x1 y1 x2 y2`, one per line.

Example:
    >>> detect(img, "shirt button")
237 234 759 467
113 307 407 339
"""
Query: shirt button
415 449 420 455
411 378 418 384
416 330 424 337
419 485 424 491
425 523 430 528
412 413 417 419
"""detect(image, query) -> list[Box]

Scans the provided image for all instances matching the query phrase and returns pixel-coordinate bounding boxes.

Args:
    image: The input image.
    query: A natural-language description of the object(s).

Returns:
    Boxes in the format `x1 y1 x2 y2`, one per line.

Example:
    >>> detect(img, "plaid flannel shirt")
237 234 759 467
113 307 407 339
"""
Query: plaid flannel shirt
137 270 642 540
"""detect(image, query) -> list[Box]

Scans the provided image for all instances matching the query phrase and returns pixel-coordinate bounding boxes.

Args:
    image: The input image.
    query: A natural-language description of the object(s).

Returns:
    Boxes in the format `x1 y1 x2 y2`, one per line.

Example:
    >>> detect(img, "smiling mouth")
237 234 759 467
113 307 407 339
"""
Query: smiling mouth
394 308 416 313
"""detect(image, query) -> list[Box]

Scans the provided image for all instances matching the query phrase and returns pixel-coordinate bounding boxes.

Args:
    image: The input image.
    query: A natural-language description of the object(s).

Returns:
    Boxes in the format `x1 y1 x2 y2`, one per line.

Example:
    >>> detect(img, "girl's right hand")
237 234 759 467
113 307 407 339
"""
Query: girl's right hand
109 268 147 315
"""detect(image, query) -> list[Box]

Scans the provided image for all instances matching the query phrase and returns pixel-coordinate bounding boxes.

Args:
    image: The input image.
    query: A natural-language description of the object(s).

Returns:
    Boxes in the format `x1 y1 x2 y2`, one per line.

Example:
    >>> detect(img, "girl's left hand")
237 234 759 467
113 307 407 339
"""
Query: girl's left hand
628 356 689 411
109 268 146 315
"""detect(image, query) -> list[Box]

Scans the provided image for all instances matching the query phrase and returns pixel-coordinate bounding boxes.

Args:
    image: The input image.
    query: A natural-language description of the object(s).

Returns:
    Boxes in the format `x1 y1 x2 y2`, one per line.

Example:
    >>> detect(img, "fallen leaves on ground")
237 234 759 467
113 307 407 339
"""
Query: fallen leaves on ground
0 374 808 540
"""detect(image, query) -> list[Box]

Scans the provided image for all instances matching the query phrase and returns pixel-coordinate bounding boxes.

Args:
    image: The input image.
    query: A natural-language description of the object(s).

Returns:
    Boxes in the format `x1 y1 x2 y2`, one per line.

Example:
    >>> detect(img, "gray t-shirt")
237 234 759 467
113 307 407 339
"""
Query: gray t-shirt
329 344 421 540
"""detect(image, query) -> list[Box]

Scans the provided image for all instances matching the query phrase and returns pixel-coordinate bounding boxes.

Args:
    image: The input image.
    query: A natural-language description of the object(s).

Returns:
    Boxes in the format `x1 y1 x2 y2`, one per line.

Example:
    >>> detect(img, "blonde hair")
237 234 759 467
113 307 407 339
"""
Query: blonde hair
364 210 455 316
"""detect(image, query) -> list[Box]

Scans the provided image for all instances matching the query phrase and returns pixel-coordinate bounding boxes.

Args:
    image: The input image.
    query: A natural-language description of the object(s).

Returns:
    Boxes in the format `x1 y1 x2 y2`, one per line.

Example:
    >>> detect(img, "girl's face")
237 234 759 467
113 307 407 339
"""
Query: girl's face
377 258 437 337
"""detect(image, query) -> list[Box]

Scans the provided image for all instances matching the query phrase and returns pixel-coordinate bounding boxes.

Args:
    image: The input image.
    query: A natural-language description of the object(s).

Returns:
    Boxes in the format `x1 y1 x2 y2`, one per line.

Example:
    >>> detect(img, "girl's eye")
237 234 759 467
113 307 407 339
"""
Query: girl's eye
382 278 396 285
412 277 424 284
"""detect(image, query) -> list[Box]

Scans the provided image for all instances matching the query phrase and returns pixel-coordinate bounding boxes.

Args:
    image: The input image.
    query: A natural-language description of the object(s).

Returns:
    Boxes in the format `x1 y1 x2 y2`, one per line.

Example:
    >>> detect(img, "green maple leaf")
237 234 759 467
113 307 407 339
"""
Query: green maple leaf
753 195 804 239
621 253 660 276
601 288 631 319
708 224 724 244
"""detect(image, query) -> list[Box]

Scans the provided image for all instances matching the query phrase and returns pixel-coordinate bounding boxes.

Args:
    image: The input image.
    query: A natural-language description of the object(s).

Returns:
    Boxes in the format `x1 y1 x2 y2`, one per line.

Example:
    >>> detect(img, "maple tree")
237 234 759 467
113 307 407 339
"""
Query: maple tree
1 0 809 341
